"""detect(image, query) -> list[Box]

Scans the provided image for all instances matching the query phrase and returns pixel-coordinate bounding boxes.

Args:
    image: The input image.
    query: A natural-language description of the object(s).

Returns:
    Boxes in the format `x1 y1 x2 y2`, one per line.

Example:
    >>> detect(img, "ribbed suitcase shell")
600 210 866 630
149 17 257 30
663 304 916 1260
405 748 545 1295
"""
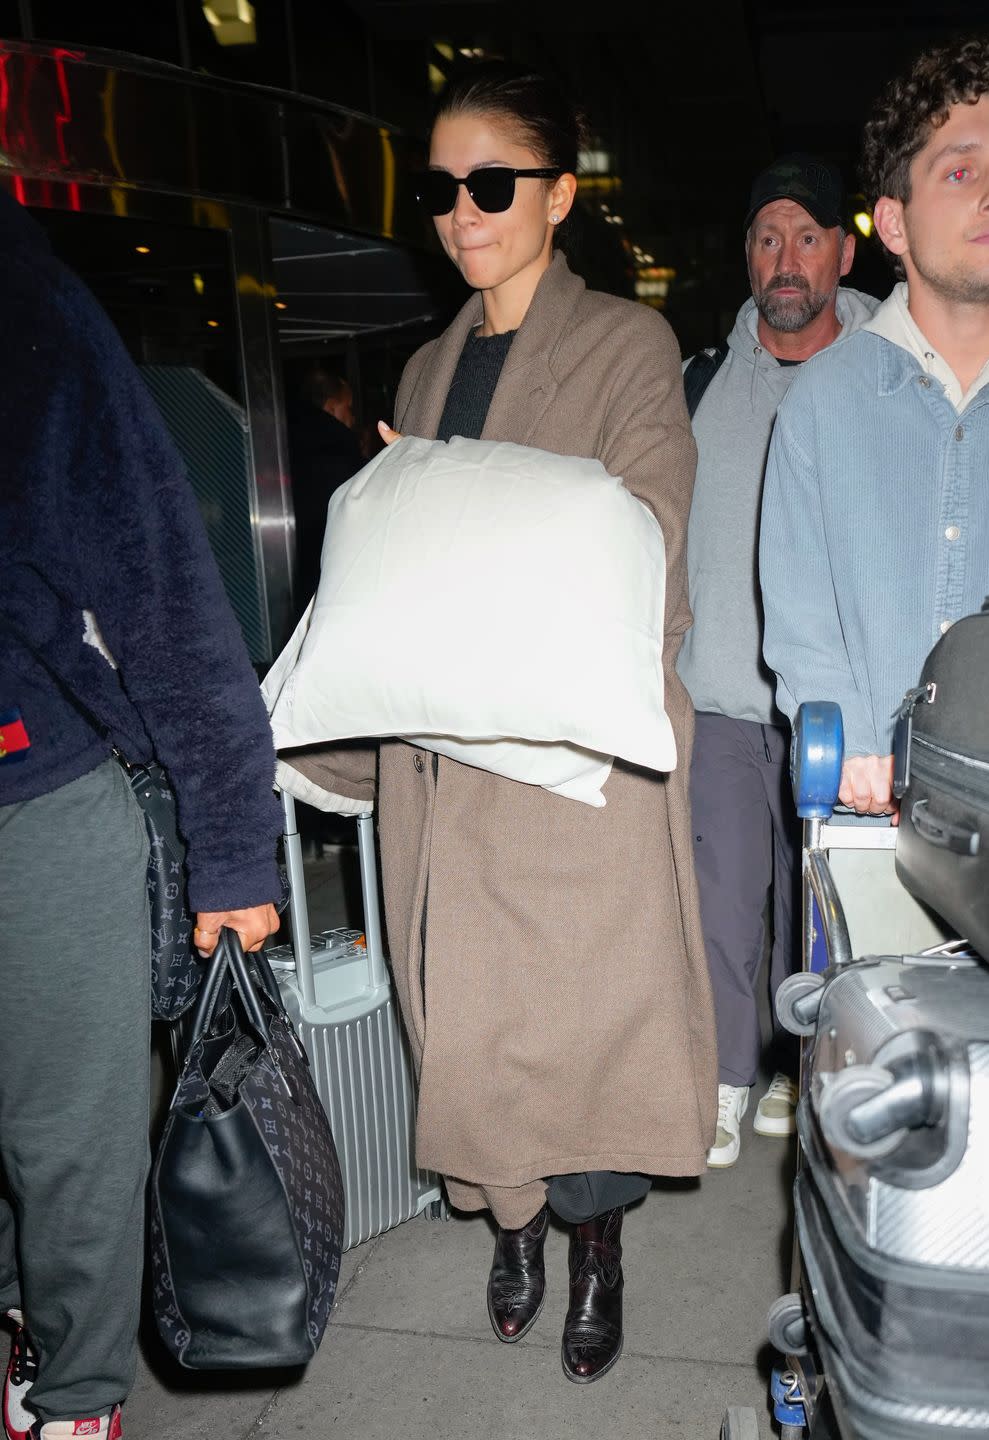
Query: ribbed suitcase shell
270 795 441 1250
800 952 989 1438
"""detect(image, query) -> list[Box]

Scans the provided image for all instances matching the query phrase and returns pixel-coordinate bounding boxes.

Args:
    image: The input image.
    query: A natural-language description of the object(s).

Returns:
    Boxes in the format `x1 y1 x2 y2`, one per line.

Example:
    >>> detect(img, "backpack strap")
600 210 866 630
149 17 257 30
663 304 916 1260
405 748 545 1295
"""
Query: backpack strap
683 340 729 420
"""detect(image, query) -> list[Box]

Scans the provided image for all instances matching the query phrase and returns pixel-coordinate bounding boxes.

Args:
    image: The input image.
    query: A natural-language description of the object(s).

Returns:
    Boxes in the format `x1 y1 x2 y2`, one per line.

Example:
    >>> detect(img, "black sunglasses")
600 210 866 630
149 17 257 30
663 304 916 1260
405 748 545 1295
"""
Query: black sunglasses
416 166 561 216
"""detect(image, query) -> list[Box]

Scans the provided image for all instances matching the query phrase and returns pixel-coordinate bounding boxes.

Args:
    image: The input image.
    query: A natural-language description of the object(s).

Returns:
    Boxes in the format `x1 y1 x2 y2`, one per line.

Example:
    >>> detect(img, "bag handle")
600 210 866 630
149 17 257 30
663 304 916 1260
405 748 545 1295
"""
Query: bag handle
223 931 314 1104
187 929 273 1049
186 944 231 1048
910 798 981 857
249 944 291 1011
179 929 312 1109
218 929 273 1039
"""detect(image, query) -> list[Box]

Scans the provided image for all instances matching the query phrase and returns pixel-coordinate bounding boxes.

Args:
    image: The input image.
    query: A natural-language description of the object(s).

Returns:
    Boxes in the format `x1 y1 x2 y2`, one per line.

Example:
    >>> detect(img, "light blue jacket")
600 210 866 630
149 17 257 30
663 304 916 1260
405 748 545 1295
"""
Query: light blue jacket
760 330 989 757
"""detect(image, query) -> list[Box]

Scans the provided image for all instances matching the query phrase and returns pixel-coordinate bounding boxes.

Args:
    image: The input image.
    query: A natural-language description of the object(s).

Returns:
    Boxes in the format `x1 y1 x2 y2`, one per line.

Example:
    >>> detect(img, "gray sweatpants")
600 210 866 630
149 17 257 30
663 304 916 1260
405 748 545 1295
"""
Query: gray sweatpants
0 759 150 1424
690 713 799 1088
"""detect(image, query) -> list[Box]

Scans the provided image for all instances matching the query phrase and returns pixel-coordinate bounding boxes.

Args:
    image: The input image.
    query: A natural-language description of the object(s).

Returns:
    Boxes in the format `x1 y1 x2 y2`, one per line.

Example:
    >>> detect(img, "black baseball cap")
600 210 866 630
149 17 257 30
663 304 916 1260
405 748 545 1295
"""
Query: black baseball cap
744 153 846 232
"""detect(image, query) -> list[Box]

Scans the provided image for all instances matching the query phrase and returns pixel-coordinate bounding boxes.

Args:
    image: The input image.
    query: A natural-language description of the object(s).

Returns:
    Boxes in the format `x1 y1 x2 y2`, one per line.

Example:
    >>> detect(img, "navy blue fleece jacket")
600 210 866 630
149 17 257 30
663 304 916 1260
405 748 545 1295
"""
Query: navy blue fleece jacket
0 192 281 912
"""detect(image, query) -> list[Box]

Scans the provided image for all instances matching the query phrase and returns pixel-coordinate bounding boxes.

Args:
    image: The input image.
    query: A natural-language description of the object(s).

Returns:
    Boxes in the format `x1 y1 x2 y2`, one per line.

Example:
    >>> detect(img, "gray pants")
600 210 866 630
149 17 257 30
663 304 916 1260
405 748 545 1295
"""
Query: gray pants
690 713 799 1088
0 760 150 1424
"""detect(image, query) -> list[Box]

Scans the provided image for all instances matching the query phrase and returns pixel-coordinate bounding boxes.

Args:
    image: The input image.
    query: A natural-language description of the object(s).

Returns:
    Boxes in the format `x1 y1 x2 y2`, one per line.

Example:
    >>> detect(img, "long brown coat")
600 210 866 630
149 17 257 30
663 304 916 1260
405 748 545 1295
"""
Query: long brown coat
291 254 717 1228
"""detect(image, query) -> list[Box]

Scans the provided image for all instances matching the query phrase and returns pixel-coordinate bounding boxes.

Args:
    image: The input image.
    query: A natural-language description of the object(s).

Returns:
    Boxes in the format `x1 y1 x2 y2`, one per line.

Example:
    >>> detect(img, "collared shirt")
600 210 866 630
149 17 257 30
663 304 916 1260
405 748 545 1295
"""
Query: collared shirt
863 281 989 413
759 326 989 757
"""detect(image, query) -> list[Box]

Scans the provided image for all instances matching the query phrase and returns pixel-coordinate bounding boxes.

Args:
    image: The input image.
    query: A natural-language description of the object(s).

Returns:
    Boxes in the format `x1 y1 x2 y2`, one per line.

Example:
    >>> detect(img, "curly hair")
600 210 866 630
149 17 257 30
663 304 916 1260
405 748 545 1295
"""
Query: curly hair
862 37 989 209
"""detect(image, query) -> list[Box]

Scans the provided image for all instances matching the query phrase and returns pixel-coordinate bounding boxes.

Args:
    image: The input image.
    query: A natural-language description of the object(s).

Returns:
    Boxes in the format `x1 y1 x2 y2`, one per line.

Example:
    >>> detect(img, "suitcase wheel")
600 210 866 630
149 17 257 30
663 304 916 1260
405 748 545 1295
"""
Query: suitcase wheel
818 1064 909 1160
719 1407 760 1440
775 972 825 1036
425 1197 450 1221
767 1292 809 1356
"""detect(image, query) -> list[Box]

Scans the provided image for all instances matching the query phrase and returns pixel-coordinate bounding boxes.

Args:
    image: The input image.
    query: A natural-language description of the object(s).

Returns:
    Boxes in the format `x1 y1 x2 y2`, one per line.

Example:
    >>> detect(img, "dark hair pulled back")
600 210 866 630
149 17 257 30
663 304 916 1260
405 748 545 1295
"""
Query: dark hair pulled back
432 60 586 250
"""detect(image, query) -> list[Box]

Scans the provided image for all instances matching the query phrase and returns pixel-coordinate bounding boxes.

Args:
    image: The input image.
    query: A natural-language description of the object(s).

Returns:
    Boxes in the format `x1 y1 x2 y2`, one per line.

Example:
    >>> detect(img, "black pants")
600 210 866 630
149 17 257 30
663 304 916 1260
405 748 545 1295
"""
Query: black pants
546 1171 650 1223
690 712 800 1087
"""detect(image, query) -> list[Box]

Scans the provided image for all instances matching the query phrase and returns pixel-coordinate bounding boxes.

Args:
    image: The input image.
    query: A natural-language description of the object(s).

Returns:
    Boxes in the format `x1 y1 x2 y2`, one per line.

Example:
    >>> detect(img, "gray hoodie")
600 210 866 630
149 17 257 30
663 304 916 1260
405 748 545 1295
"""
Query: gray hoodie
676 286 879 725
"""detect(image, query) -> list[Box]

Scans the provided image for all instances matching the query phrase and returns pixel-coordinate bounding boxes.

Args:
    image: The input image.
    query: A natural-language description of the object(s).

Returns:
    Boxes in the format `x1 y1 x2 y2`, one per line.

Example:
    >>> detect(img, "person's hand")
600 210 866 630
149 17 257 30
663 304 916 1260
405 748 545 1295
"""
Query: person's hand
377 421 402 445
194 903 280 957
838 754 899 825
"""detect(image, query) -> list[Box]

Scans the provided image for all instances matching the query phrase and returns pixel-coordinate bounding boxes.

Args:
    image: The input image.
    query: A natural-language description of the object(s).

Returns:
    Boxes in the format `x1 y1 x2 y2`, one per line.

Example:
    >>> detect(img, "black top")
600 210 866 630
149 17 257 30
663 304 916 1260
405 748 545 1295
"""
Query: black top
437 327 517 442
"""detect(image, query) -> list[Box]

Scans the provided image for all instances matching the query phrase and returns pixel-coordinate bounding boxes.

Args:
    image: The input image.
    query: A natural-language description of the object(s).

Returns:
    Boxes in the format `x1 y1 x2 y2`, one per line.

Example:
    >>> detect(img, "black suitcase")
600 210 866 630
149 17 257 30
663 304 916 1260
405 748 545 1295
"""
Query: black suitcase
895 607 989 959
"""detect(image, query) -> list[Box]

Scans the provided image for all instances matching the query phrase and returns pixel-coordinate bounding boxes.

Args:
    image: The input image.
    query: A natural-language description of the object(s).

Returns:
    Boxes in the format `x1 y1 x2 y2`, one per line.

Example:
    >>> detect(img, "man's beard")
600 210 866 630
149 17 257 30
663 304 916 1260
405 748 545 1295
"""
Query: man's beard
909 251 989 306
754 272 837 333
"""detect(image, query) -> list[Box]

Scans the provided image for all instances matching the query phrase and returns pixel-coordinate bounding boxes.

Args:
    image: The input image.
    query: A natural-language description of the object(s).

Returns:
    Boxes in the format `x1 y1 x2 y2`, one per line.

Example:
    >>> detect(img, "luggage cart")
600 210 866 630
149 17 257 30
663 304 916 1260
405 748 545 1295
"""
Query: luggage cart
721 703 850 1440
722 702 986 1440
761 701 848 1440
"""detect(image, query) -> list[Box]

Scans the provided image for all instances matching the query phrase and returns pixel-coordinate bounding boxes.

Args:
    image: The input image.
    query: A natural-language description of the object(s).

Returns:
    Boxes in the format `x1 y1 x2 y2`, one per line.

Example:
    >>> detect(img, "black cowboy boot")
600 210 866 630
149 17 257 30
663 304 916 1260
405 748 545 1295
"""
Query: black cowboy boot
561 1205 624 1382
486 1204 550 1342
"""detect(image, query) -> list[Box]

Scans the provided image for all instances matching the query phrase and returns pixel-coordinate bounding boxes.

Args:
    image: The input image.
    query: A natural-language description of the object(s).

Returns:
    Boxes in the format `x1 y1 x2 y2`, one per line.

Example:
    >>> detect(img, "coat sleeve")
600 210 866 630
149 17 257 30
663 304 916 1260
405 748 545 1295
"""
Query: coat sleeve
760 390 880 758
276 744 377 814
67 324 283 914
597 311 697 663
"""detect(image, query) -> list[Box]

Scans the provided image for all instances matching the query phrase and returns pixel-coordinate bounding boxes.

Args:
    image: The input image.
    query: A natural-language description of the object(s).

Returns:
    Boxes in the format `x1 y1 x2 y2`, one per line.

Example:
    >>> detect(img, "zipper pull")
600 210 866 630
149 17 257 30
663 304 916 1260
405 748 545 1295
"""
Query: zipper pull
896 682 936 720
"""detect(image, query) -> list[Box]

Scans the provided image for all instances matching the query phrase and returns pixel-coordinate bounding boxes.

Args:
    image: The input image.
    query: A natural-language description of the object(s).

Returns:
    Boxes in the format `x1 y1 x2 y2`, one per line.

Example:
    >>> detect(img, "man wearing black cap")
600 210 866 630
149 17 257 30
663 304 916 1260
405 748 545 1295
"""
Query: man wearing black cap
677 155 878 1168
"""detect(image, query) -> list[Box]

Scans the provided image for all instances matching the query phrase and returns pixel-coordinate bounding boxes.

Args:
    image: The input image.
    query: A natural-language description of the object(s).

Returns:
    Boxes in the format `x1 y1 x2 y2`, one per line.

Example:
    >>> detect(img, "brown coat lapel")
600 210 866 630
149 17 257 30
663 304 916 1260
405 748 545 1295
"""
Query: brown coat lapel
396 252 581 446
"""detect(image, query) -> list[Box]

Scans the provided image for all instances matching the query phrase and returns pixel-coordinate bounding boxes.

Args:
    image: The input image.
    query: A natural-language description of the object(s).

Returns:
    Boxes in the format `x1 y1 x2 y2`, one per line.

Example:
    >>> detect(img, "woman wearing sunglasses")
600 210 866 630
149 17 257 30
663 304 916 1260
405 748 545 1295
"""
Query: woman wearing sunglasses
375 62 717 1384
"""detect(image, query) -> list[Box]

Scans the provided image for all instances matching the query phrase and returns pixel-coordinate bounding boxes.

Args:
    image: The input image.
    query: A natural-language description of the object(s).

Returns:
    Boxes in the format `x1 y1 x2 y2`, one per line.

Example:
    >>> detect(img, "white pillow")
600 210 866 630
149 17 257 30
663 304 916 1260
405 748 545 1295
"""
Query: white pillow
263 436 675 806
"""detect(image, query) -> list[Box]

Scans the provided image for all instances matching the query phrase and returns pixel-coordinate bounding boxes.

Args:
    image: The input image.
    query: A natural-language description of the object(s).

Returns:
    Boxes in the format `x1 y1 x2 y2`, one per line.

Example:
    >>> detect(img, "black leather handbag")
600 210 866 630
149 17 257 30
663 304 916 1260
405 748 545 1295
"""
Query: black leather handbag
150 928 345 1369
125 760 201 1020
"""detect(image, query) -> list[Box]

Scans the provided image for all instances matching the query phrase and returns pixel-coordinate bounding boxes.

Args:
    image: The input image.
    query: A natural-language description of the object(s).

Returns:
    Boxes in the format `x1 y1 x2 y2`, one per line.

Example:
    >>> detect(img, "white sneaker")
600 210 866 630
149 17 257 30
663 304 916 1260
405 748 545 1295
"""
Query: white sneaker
706 1084 750 1168
3 1310 123 1440
35 1409 121 1438
4 1309 37 1440
754 1072 798 1137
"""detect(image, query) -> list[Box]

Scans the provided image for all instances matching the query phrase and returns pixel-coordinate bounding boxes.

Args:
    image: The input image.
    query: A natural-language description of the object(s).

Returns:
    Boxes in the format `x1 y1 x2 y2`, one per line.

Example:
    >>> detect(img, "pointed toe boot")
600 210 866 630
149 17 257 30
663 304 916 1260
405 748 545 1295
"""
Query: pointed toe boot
486 1204 550 1343
561 1206 624 1383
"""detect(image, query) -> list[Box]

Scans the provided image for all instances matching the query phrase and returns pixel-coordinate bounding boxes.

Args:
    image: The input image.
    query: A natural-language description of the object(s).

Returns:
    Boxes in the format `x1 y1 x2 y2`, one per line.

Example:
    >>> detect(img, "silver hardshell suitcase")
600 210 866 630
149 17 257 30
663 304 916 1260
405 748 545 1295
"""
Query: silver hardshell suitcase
794 947 989 1440
268 791 443 1251
752 703 989 1440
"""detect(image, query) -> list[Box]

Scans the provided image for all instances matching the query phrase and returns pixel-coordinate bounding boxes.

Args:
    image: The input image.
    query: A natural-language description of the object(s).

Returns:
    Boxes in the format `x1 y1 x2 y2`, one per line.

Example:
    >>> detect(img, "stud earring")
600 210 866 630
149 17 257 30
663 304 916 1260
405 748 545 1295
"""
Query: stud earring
551 214 559 224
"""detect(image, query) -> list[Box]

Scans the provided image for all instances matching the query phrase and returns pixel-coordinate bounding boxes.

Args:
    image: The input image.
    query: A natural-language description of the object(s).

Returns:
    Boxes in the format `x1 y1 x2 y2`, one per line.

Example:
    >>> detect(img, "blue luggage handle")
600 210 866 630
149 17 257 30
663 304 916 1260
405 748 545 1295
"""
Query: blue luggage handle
791 702 844 820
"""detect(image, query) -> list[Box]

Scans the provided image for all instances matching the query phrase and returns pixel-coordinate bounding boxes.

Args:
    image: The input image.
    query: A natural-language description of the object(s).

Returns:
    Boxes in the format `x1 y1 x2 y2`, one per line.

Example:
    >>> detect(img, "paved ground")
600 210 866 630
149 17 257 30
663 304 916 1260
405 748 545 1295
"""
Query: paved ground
7 843 797 1439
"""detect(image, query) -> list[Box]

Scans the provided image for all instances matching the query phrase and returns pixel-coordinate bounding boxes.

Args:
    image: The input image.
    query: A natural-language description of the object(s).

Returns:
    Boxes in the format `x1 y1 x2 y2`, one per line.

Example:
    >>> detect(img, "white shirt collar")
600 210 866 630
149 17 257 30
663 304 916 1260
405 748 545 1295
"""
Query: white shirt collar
863 282 989 412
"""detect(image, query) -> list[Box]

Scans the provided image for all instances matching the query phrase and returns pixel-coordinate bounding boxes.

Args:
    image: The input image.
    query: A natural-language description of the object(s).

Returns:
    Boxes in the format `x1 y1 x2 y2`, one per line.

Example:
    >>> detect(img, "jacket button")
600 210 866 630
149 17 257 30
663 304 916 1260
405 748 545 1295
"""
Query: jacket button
955 424 965 441
413 753 425 773
919 375 932 388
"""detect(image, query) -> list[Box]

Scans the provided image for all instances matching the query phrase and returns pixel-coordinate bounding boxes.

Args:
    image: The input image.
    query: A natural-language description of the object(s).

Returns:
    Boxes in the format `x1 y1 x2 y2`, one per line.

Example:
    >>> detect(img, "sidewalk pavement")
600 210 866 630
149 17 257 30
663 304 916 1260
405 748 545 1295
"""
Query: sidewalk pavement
7 845 796 1438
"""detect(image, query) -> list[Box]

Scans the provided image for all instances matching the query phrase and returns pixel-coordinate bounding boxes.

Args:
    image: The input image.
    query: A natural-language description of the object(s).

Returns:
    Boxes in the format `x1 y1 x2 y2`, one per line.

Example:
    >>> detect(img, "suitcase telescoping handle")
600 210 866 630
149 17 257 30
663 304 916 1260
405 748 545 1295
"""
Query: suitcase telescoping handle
355 811 389 990
279 790 389 1004
280 789 317 1008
